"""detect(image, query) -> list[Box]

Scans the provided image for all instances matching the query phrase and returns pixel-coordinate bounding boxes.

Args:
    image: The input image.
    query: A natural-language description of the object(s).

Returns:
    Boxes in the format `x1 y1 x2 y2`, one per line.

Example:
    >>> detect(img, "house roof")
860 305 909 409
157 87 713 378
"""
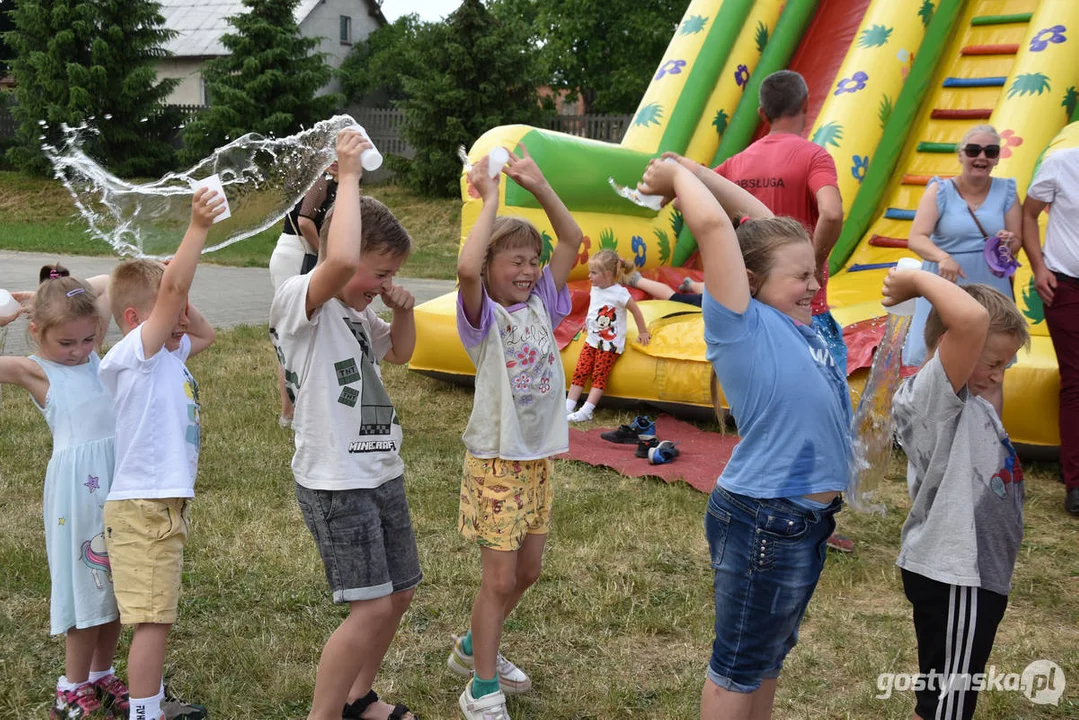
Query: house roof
158 0 386 57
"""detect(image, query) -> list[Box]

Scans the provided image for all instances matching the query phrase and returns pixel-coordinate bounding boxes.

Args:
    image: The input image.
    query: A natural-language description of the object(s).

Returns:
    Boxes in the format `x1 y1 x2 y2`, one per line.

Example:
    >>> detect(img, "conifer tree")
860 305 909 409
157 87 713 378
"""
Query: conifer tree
182 0 340 164
6 0 179 175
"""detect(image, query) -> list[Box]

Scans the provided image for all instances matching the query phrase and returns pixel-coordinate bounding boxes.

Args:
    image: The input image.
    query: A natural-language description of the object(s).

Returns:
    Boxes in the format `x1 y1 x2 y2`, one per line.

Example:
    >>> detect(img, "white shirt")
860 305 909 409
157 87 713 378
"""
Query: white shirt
1027 147 1079 278
585 283 632 353
270 274 404 490
99 327 200 500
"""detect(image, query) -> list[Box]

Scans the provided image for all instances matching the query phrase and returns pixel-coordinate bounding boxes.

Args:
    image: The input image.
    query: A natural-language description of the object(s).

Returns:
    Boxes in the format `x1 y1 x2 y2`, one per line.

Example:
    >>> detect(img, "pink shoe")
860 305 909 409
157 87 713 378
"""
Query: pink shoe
50 684 101 720
93 673 130 718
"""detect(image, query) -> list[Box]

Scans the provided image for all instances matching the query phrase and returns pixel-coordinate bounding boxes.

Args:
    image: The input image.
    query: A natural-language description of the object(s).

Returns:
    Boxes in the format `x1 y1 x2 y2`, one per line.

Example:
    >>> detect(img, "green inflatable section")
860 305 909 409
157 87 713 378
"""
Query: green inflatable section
670 0 819 267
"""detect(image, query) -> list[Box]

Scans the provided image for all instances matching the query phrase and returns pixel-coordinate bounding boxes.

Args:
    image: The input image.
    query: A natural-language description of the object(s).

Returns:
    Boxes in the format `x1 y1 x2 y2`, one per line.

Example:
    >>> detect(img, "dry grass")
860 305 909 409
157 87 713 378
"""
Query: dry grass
0 173 462 278
0 326 1075 719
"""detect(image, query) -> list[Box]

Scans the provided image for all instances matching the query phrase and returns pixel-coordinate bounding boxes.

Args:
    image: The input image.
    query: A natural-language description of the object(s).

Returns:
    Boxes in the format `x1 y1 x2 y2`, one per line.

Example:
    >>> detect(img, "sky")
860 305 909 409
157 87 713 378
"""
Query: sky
381 0 464 23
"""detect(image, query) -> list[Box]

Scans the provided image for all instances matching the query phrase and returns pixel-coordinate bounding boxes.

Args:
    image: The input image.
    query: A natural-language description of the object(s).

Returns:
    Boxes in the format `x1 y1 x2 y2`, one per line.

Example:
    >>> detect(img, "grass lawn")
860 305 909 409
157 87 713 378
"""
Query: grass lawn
0 172 462 280
0 326 1075 718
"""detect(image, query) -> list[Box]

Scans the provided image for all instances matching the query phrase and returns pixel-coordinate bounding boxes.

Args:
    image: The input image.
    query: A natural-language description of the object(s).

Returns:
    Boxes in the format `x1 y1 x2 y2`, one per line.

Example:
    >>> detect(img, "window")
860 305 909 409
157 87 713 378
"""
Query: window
340 15 352 45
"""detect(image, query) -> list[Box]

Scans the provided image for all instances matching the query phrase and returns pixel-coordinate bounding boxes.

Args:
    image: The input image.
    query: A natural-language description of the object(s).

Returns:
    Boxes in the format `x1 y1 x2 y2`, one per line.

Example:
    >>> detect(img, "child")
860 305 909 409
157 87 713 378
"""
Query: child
0 272 129 720
450 146 582 720
98 188 223 720
627 273 704 307
638 158 850 720
565 249 650 421
268 130 420 720
887 273 1029 720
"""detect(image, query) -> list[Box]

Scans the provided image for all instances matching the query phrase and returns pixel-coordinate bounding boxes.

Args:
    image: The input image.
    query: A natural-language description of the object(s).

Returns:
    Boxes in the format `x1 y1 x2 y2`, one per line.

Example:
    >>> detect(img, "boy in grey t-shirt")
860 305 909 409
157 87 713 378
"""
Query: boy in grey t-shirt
886 271 1030 720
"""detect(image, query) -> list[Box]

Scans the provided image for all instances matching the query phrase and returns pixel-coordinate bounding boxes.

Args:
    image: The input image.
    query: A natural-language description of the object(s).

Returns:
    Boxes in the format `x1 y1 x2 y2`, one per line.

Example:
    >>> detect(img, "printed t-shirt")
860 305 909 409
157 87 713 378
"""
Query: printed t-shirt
584 283 632 353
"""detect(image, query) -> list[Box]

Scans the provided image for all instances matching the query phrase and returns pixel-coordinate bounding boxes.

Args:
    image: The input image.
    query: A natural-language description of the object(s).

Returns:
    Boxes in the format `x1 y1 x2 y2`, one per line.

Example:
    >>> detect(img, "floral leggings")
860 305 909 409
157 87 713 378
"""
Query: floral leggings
571 344 620 390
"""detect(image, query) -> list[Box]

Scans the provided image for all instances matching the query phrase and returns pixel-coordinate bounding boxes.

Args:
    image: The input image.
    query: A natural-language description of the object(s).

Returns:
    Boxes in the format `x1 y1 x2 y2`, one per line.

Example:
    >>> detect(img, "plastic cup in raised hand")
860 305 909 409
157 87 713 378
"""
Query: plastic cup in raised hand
349 125 384 171
487 147 510 178
887 257 923 317
0 289 20 317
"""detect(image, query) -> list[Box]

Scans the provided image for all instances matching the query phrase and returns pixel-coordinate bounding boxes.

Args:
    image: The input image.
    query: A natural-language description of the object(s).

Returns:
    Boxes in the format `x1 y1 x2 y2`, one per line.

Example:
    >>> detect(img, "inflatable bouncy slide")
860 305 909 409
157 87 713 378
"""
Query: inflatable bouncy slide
410 0 1079 448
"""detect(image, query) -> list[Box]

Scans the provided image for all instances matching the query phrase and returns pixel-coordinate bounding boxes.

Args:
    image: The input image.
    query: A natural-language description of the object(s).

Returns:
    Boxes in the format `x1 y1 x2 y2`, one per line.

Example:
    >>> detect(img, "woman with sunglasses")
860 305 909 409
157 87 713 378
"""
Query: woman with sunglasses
904 125 1021 409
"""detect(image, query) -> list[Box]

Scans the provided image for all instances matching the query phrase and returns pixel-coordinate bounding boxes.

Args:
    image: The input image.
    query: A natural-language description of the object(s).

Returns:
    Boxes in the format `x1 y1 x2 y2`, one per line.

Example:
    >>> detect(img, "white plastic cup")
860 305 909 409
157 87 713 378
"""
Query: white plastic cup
887 257 923 316
350 124 383 172
487 146 510 178
0 289 20 317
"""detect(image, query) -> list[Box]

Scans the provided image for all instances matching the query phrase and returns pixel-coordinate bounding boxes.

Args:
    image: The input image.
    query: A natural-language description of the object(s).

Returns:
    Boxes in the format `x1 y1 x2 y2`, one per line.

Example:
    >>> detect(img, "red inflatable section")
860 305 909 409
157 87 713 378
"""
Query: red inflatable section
749 0 873 144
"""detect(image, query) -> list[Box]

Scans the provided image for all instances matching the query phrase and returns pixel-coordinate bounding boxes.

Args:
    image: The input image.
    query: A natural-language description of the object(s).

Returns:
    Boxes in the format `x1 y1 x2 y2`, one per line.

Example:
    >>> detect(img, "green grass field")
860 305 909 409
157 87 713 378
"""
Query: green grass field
0 327 1075 719
0 173 462 280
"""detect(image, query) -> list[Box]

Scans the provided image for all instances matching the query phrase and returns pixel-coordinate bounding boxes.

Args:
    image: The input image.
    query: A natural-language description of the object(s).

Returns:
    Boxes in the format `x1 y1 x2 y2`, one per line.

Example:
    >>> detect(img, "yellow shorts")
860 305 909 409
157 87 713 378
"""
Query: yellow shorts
103 498 189 625
458 453 553 551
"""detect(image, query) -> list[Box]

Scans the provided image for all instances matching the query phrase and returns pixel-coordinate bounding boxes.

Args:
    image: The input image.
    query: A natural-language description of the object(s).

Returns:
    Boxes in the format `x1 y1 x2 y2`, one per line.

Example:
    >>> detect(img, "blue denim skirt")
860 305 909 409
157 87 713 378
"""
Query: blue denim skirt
704 485 841 693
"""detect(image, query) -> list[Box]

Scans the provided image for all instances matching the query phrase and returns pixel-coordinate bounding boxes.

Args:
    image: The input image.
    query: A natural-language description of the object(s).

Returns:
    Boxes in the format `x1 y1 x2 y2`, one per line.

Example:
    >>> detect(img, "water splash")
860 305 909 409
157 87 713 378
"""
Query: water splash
848 312 912 514
43 115 362 258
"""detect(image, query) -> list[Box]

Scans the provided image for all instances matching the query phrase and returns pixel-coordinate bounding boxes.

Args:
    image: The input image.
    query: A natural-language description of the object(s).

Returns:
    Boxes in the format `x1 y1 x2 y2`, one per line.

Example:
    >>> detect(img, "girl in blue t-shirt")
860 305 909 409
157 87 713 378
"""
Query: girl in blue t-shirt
639 156 852 720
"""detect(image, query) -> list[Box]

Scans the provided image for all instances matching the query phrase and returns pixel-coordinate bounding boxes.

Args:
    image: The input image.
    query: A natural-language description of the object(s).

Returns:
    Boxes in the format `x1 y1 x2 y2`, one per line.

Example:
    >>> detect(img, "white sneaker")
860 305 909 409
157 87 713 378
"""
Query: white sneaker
567 409 593 423
447 635 532 694
459 685 510 720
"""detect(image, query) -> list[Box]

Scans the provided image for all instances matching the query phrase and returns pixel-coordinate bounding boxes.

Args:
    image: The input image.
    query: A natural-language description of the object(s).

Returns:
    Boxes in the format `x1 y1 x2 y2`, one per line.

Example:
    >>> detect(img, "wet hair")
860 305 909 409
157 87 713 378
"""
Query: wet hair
109 258 164 329
924 283 1030 353
31 275 98 341
318 195 413 261
758 70 809 122
588 249 636 284
959 124 1000 147
481 215 544 285
735 216 812 293
39 263 71 284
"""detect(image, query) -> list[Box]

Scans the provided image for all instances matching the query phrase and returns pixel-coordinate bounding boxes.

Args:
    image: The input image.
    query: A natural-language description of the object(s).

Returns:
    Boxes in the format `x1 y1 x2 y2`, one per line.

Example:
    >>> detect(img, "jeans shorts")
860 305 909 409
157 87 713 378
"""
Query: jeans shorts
295 476 422 603
704 485 841 693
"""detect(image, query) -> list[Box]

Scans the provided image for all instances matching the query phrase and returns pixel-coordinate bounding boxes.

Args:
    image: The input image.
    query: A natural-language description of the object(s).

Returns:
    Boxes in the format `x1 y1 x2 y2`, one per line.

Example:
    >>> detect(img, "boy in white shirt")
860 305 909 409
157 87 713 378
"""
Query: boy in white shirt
99 188 224 720
269 130 419 720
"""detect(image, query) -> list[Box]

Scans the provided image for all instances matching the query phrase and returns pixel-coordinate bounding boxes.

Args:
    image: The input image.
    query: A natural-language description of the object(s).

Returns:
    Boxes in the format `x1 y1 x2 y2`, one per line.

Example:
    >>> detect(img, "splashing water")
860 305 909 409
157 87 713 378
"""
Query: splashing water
848 312 912 514
43 115 363 258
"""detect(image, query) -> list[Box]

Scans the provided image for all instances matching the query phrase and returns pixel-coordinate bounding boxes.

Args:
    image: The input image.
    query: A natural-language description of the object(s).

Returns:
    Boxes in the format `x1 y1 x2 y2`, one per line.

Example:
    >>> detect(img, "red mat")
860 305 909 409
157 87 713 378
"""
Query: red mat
559 414 738 493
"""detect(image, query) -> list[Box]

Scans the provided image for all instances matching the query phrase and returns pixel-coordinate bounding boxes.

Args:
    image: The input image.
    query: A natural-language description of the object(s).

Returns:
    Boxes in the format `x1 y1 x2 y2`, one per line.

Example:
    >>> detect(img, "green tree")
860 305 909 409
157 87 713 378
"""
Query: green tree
6 0 179 176
338 14 427 106
0 0 14 76
394 0 550 197
182 0 341 163
534 0 684 114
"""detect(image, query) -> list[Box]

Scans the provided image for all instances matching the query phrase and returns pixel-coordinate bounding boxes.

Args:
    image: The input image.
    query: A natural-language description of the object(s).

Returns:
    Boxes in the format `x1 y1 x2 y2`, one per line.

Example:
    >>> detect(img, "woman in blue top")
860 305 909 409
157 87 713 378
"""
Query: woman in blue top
905 125 1021 410
641 156 852 720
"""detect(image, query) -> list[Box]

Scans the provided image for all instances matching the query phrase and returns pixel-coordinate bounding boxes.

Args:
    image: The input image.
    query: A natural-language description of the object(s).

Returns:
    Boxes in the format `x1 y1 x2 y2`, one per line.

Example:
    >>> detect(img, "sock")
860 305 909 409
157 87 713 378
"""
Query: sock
580 401 596 417
565 398 577 413
129 690 163 720
88 667 114 683
471 674 501 699
461 629 473 656
57 675 88 692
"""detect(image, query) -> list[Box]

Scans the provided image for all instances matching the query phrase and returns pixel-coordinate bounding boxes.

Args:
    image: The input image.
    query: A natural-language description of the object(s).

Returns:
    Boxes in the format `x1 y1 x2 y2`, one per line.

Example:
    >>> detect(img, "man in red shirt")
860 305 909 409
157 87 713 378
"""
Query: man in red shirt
714 70 846 371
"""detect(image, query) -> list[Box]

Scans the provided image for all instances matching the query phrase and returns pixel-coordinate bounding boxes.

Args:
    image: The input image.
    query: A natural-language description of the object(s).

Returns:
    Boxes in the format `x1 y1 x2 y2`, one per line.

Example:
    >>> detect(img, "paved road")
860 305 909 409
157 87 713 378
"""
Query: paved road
0 251 454 355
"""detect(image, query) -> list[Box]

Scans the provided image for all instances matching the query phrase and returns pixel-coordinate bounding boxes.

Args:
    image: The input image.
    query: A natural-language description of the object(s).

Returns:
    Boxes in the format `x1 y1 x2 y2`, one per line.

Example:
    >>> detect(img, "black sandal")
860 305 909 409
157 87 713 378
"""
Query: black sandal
388 704 416 720
342 690 418 720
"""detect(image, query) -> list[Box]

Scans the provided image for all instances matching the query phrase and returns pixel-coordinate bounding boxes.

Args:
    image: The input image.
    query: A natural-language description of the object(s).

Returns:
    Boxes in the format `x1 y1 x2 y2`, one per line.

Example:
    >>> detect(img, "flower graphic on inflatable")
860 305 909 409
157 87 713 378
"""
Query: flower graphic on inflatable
576 235 591 266
734 64 750 87
655 59 687 80
1030 25 1066 52
998 129 1024 159
834 71 868 95
631 235 647 267
897 49 915 79
851 155 869 183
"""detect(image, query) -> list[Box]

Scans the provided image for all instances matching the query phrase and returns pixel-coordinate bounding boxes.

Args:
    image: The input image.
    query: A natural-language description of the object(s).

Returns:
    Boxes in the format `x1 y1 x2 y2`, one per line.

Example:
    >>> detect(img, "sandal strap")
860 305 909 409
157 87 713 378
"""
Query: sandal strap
342 689 379 718
388 703 415 720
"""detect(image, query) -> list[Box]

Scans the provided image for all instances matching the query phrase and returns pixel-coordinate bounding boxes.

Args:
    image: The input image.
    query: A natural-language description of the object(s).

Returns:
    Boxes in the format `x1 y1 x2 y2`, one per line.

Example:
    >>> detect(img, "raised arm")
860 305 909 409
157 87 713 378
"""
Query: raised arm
0 356 49 408
883 268 988 392
503 143 583 290
184 302 216 357
142 187 224 358
664 153 773 221
907 182 964 282
304 130 367 318
457 157 500 326
639 160 746 313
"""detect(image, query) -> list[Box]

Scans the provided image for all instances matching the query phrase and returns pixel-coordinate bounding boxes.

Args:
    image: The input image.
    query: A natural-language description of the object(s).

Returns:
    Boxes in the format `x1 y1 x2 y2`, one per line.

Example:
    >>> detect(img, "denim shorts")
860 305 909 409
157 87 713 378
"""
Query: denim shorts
295 476 422 603
704 485 841 693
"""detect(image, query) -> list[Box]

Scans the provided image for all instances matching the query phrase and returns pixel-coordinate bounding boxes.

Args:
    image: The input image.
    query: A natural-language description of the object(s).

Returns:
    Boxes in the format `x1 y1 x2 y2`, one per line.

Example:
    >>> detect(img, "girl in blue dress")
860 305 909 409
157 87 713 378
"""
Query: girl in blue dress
905 125 1021 412
0 271 128 720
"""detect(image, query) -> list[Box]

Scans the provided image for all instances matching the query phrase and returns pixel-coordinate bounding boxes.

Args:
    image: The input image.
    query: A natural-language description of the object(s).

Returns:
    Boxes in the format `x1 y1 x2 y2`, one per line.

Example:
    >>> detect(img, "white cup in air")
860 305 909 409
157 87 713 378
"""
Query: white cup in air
0 289 20 316
887 257 923 317
192 174 232 223
350 125 384 171
488 147 510 178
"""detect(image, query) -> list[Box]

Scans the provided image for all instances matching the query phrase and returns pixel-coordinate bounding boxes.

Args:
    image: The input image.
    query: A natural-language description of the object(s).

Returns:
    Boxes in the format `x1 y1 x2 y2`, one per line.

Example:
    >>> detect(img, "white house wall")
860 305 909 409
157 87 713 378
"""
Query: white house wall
155 58 207 106
300 0 381 96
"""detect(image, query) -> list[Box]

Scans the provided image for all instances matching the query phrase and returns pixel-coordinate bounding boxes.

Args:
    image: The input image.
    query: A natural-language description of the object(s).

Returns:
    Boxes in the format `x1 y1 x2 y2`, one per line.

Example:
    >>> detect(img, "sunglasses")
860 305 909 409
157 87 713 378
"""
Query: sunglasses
962 143 1001 159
